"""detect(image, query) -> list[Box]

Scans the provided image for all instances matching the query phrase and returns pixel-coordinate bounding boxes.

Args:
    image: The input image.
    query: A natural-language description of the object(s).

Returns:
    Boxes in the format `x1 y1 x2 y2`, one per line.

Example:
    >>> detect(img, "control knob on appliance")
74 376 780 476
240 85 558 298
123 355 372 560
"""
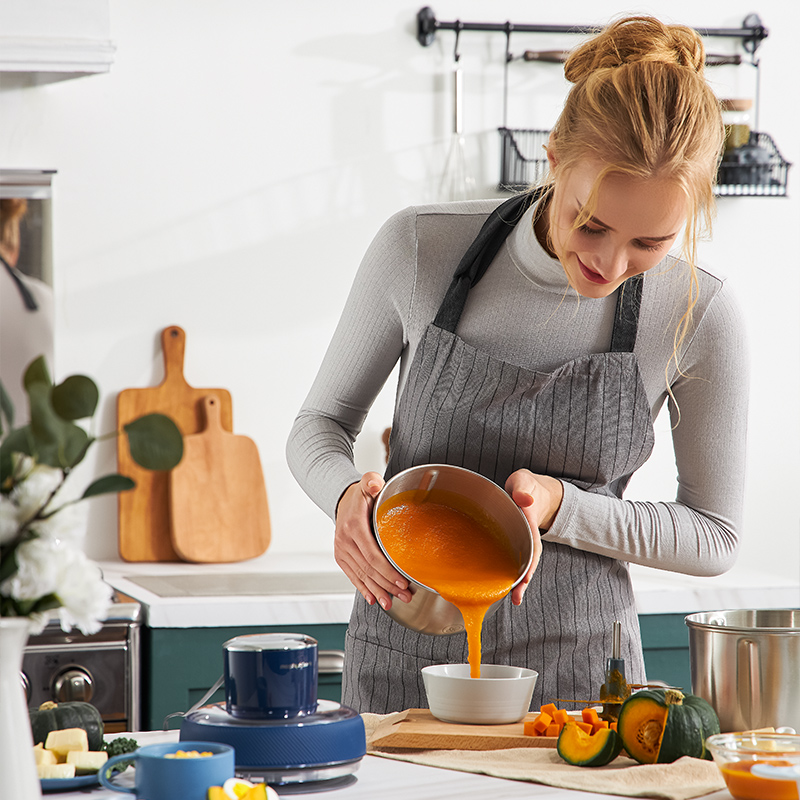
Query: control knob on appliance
52 667 94 702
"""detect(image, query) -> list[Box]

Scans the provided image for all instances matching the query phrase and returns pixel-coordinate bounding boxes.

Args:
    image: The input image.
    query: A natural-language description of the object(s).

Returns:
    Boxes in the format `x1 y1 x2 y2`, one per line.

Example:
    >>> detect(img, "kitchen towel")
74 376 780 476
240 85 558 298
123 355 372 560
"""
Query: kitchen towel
363 712 726 800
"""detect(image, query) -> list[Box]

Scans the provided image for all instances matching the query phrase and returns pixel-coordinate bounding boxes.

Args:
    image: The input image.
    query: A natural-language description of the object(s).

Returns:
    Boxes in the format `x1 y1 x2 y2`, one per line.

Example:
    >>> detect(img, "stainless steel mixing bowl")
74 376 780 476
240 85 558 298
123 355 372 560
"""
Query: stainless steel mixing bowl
372 464 533 636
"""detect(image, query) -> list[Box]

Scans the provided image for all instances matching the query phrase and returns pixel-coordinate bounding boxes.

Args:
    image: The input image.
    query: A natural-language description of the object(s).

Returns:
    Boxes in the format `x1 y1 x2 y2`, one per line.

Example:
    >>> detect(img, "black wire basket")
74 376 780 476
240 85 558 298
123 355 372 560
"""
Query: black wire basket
498 127 550 191
715 132 791 196
500 127 791 197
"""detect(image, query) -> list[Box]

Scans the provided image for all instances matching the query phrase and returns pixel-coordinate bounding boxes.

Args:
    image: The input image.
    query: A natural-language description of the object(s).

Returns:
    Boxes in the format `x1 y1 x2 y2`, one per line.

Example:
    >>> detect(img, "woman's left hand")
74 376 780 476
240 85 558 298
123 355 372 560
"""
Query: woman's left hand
504 470 564 605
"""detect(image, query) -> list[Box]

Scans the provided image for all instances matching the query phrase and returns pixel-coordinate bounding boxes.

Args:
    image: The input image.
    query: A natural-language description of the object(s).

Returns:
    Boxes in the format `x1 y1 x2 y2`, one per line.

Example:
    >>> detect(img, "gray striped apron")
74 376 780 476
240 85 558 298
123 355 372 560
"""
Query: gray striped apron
342 191 655 714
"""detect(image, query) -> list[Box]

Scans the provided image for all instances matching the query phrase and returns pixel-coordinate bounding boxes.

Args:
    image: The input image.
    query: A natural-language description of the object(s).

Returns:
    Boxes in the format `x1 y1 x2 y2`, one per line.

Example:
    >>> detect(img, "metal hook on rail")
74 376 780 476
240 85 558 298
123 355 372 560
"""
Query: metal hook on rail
453 20 462 63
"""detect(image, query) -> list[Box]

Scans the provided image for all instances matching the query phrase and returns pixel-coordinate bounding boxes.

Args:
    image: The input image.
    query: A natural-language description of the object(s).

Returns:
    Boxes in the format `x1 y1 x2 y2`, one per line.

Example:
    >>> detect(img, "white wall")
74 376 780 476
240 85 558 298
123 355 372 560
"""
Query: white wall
1 1 798 581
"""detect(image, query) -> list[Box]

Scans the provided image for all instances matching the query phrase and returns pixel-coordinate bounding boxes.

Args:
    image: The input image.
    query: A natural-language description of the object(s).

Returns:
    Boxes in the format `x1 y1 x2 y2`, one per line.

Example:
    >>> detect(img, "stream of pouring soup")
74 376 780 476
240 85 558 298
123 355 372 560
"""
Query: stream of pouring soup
377 488 520 678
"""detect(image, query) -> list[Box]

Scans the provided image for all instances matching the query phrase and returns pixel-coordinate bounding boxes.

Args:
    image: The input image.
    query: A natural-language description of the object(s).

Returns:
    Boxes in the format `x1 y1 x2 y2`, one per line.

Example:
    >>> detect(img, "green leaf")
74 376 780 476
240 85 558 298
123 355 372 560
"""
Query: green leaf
23 356 52 392
26 381 91 469
52 375 99 421
82 474 136 499
0 378 14 433
0 545 20 584
123 413 183 471
0 426 35 486
28 593 62 615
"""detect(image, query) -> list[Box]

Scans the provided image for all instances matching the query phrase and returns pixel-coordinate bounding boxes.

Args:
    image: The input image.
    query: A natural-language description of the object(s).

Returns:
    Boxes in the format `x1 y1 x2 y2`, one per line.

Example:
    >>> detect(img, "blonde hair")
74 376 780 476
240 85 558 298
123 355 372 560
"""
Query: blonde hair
0 197 28 254
543 16 724 387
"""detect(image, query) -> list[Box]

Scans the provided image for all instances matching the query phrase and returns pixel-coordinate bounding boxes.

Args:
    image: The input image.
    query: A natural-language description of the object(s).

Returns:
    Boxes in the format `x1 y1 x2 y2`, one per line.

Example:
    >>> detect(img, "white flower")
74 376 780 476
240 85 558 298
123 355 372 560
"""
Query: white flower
12 457 62 521
53 552 112 635
0 536 111 635
33 501 88 546
1 537 60 600
0 495 18 545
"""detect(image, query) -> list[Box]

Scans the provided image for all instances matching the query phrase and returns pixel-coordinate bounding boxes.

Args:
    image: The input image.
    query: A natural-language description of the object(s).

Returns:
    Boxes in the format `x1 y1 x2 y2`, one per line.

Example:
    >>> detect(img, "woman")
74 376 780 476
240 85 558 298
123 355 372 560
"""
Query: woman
287 16 748 713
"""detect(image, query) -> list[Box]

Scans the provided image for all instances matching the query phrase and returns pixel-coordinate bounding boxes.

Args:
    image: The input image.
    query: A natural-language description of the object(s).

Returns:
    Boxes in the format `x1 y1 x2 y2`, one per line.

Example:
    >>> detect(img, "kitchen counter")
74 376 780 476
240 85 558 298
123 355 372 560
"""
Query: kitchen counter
98 553 799 628
56 730 738 800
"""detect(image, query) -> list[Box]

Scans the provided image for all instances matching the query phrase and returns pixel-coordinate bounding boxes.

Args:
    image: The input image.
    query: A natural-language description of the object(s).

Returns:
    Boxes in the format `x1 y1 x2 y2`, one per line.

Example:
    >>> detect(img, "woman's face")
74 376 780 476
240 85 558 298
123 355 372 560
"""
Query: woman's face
545 159 688 299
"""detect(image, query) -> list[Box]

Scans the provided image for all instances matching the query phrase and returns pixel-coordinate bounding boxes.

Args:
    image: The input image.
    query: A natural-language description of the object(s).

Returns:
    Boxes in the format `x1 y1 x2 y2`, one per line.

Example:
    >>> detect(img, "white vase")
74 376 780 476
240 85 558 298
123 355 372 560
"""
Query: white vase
0 617 42 799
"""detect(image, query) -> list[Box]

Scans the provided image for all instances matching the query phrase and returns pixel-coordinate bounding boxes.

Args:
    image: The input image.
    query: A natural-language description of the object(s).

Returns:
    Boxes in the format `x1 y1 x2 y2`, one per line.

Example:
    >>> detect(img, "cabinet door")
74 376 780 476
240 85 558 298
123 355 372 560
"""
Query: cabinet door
143 623 347 731
639 614 692 692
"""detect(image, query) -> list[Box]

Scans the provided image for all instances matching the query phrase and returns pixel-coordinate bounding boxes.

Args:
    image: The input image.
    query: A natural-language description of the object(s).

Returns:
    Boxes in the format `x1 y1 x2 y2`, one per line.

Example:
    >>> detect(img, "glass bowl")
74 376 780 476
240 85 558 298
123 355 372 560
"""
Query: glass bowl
706 732 800 800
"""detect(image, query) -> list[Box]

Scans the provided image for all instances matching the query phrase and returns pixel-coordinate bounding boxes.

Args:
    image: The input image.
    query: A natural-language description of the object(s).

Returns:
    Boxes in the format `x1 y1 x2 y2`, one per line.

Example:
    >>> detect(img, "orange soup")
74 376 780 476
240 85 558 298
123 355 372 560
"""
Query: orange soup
720 760 799 800
377 488 521 678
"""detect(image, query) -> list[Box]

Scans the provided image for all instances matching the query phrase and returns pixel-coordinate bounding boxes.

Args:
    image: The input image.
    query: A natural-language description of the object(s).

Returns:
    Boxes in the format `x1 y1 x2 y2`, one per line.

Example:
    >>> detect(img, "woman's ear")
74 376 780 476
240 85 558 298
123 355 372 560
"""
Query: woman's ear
545 131 558 171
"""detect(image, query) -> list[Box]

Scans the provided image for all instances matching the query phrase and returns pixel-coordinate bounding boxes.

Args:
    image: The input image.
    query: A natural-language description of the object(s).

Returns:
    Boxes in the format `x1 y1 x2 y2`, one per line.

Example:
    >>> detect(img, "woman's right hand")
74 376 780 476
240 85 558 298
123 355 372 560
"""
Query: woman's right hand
334 471 412 610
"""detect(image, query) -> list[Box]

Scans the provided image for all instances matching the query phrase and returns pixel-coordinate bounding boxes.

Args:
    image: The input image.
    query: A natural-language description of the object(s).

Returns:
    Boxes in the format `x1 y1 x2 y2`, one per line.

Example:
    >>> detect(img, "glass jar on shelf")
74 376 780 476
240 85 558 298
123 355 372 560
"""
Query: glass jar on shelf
720 99 752 152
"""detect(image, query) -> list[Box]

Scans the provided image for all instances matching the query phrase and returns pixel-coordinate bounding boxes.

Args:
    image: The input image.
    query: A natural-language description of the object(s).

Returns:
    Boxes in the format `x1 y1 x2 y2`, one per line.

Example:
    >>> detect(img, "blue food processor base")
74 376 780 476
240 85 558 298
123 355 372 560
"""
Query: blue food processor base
179 699 366 788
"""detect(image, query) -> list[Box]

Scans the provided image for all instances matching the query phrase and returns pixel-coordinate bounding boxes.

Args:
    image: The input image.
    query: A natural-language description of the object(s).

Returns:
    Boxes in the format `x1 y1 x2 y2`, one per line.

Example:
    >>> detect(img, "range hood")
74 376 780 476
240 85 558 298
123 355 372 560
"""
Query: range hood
0 0 114 85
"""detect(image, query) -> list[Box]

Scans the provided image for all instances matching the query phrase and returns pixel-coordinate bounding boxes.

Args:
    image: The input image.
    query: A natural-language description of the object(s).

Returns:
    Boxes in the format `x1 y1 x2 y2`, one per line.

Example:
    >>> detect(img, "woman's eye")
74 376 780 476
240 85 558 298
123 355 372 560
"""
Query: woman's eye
578 223 605 236
635 240 664 253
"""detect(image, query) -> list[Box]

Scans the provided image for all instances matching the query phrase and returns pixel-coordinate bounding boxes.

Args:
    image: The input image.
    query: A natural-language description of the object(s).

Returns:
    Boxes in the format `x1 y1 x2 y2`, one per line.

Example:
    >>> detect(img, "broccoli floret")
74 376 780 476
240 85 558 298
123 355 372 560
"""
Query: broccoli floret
102 736 139 771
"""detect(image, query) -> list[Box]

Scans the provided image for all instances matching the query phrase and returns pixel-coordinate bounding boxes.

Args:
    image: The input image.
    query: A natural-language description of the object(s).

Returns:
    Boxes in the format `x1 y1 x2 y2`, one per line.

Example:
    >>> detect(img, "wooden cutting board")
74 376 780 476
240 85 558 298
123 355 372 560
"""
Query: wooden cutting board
117 326 233 562
369 708 571 751
168 394 271 563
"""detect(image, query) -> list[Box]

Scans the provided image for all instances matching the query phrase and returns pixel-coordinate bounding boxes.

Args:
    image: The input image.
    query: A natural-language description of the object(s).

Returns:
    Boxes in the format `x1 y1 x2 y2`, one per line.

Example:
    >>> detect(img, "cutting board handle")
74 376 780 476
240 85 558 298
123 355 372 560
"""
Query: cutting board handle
161 325 189 387
200 394 225 434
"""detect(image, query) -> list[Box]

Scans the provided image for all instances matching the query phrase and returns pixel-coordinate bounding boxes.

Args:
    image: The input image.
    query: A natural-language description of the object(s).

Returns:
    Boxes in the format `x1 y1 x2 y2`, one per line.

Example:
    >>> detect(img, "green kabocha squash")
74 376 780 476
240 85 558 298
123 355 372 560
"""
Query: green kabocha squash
29 701 104 751
616 688 720 764
557 722 624 767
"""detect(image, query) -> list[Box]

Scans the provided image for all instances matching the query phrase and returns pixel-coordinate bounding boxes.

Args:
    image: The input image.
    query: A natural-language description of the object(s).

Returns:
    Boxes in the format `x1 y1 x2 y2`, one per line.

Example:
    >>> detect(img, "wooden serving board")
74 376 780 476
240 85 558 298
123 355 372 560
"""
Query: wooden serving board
117 326 233 562
369 708 573 751
168 394 270 563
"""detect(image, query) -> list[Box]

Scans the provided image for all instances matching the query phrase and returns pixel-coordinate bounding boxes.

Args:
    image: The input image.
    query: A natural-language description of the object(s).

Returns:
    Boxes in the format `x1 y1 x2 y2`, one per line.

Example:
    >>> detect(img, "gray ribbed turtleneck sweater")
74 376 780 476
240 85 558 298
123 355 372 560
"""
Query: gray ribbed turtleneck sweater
287 198 748 576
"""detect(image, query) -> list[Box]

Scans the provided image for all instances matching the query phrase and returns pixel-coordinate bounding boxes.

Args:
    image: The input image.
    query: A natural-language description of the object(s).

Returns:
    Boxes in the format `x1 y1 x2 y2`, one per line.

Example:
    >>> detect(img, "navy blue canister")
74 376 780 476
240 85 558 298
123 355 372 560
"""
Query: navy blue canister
223 632 318 719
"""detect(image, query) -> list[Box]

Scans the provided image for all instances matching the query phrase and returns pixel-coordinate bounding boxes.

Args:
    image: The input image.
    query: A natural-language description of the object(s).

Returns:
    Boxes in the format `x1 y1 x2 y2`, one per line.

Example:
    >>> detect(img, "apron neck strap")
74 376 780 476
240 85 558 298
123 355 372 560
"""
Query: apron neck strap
433 188 644 353
433 191 537 331
609 273 644 353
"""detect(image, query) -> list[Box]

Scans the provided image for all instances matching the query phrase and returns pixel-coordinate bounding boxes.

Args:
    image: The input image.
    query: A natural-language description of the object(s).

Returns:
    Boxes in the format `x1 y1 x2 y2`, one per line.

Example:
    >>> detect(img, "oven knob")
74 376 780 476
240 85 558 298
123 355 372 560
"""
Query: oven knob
52 668 94 703
20 672 31 703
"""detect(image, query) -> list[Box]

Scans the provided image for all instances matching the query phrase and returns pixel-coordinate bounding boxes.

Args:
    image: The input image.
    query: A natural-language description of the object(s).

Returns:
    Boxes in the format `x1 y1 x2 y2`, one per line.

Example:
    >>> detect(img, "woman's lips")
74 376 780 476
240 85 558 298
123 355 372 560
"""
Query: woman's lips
578 258 611 285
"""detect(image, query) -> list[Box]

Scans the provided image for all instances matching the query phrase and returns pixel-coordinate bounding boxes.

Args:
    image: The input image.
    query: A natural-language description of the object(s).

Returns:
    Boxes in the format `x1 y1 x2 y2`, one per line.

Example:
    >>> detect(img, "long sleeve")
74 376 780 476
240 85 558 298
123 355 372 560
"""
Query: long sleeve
286 208 418 519
544 284 749 576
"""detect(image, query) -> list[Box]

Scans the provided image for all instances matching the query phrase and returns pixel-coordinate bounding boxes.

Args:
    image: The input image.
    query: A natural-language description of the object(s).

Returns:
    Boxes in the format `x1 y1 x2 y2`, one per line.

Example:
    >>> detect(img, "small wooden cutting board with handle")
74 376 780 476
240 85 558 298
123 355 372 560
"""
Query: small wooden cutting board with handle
168 394 271 563
369 708 575 751
117 326 233 562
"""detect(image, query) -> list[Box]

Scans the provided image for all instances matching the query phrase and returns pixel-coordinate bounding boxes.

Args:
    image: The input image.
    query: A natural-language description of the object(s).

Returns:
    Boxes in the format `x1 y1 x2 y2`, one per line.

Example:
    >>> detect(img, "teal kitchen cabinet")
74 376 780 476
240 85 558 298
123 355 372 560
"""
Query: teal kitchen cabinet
142 614 692 730
639 613 692 692
143 623 347 731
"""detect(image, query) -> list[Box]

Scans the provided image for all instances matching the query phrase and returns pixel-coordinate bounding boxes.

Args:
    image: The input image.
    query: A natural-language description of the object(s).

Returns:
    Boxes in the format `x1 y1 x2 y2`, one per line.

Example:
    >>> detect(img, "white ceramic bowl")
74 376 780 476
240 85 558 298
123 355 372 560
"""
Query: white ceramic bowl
421 663 538 725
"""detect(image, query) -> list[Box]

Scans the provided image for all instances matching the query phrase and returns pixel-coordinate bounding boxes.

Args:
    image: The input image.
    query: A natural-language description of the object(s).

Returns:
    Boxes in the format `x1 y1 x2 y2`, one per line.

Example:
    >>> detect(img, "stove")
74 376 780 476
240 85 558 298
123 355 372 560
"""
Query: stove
22 590 142 733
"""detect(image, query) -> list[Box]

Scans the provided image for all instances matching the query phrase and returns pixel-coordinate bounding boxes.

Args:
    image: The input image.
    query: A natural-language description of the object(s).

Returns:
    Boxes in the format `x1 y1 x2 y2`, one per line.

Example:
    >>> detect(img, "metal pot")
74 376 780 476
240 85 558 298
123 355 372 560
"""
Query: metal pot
685 609 800 732
373 464 533 636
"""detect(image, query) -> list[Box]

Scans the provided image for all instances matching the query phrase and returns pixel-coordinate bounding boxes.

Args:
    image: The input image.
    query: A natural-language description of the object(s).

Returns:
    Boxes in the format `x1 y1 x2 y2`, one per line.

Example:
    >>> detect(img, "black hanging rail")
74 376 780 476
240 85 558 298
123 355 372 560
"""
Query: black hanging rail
416 7 768 55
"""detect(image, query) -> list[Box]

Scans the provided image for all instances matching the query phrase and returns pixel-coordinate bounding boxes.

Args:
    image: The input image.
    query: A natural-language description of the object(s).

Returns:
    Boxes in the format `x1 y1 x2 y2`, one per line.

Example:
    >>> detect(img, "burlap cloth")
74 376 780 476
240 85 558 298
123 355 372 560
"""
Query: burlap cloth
363 712 726 800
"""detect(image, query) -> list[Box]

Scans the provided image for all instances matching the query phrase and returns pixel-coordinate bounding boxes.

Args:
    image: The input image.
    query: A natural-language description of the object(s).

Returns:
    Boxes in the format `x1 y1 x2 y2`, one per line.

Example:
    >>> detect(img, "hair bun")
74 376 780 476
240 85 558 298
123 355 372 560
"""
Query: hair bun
564 16 706 83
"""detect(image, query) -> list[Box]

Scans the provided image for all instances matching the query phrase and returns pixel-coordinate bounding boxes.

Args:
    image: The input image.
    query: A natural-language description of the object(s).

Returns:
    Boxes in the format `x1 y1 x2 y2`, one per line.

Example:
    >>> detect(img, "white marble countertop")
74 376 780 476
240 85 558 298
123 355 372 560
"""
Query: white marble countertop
56 730 738 800
98 552 799 629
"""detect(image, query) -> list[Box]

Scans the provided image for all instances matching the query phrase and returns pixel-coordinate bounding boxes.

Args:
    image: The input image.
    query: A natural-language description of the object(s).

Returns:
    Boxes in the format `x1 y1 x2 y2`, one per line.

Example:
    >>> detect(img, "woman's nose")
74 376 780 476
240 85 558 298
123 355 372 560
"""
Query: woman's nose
593 244 628 281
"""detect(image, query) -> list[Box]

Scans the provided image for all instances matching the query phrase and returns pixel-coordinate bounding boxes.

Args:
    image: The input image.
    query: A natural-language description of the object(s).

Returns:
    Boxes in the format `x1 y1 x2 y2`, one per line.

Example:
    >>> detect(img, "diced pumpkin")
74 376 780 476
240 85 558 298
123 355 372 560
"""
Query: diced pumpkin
66 750 108 775
33 747 57 766
616 689 720 764
591 720 609 734
540 703 559 718
553 709 570 726
557 721 624 767
545 723 562 737
208 789 228 800
582 707 601 725
610 722 617 731
44 728 89 761
37 763 76 779
575 721 593 735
